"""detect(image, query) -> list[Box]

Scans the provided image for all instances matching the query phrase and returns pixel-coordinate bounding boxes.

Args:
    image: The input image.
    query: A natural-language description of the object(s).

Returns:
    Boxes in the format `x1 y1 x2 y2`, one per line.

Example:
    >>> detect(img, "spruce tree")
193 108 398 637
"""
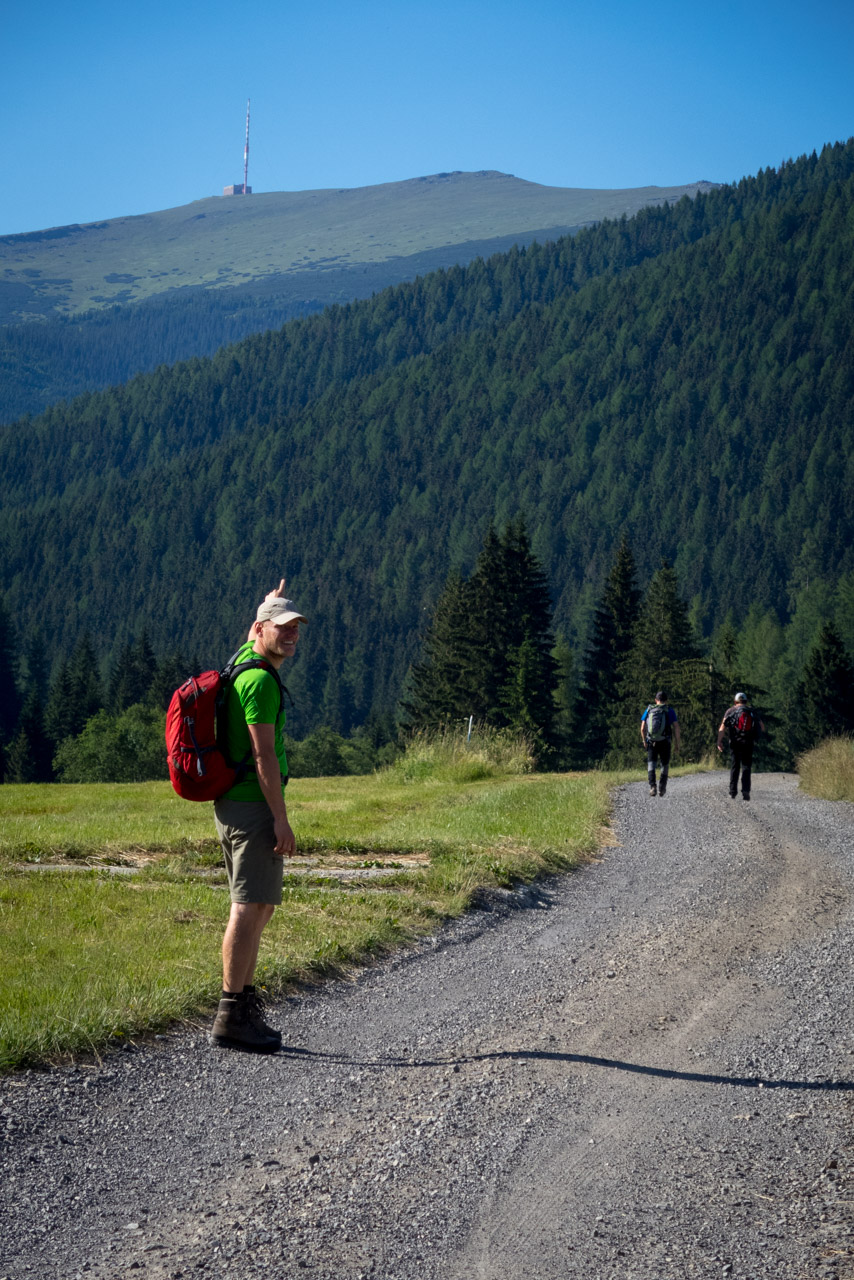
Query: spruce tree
45 633 103 750
402 573 477 727
44 658 74 750
66 632 103 735
629 560 699 675
5 689 53 783
792 623 854 751
0 599 21 780
572 537 641 767
148 649 200 710
468 518 559 749
107 632 156 710
609 561 705 764
402 520 560 760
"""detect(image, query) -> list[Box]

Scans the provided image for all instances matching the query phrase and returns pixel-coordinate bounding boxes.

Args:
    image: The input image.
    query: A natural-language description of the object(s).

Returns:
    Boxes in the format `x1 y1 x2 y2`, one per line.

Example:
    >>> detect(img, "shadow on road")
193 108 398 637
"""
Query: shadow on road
277 1045 853 1092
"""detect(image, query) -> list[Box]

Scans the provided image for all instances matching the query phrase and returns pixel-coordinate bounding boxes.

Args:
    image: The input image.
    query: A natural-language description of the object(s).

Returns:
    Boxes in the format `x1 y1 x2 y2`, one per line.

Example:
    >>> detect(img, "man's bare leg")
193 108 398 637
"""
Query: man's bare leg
222 902 275 992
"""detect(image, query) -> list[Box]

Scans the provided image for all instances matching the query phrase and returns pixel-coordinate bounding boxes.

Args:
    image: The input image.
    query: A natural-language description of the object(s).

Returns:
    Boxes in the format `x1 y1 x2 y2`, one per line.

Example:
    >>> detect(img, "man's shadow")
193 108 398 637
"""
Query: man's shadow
278 1045 854 1092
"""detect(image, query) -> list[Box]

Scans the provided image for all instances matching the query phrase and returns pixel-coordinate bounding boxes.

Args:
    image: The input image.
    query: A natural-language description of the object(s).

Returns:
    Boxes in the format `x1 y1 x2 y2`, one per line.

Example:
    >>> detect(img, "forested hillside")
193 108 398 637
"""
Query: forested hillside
1 171 714 421
2 140 853 742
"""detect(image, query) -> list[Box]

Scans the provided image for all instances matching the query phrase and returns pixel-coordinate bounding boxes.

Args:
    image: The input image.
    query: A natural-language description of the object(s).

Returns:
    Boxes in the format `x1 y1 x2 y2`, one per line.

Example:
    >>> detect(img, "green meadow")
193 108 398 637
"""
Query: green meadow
0 733 634 1071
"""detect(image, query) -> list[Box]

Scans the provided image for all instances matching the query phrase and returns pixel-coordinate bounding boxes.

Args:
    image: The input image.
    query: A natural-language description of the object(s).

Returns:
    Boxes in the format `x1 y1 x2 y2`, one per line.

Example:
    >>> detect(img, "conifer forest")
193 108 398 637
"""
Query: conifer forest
2 141 854 780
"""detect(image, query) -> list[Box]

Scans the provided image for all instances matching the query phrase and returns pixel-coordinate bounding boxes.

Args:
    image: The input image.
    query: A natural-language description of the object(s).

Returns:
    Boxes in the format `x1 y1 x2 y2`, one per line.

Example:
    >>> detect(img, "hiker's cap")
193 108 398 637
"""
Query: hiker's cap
256 597 308 626
734 691 747 702
654 690 667 701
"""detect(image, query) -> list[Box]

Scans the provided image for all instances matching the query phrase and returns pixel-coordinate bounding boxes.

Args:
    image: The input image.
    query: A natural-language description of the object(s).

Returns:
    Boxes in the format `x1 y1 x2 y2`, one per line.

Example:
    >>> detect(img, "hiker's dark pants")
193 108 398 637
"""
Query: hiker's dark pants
647 740 671 788
729 744 753 798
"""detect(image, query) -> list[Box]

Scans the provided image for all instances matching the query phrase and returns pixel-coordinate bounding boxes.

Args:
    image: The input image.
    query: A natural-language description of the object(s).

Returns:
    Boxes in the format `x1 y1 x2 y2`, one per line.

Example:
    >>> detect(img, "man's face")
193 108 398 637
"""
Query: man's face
259 619 300 661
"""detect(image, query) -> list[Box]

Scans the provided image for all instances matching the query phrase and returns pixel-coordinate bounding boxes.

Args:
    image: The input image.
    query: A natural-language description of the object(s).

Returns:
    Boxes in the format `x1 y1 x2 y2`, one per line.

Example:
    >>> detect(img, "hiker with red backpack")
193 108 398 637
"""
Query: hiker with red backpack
167 580 307 1052
640 691 681 797
208 584 308 1051
717 692 764 802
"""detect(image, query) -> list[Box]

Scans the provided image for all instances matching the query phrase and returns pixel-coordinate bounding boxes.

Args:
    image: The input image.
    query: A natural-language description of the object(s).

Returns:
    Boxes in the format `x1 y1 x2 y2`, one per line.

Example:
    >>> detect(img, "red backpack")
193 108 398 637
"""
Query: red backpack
165 651 282 802
729 705 755 742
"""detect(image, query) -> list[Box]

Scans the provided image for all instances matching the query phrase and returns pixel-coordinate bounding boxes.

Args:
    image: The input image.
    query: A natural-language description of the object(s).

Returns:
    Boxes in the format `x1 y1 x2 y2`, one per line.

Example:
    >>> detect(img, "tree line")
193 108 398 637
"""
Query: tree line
3 524 852 784
399 527 854 770
0 611 399 784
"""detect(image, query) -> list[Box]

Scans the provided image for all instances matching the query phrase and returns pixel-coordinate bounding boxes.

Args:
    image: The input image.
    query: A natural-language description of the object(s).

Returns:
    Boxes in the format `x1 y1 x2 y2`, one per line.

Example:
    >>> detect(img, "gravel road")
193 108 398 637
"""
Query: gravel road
2 772 852 1280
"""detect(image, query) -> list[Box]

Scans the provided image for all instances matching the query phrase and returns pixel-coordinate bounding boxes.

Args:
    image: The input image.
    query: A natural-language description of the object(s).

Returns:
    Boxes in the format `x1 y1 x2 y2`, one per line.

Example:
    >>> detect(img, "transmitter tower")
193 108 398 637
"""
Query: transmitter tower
223 100 252 196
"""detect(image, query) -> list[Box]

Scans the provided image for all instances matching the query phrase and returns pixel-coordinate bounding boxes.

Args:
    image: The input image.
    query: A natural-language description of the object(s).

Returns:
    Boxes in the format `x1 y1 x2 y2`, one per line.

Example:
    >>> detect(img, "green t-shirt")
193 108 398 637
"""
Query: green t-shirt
220 642 288 803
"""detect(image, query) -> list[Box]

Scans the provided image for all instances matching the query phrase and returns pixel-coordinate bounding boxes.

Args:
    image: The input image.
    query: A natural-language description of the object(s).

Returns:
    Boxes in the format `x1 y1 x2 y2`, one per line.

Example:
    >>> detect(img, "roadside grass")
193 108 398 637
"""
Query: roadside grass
0 872 442 1072
797 737 854 802
0 782 218 866
0 730 623 1071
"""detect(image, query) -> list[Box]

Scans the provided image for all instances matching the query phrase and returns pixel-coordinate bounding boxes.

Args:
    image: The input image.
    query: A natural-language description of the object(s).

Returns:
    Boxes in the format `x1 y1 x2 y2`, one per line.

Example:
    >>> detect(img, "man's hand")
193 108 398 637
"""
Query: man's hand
273 814 296 858
264 578 287 603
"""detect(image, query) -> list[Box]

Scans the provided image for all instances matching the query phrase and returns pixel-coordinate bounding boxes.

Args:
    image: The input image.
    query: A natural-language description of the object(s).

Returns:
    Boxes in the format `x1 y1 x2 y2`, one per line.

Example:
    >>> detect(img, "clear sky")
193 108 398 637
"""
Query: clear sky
3 0 852 236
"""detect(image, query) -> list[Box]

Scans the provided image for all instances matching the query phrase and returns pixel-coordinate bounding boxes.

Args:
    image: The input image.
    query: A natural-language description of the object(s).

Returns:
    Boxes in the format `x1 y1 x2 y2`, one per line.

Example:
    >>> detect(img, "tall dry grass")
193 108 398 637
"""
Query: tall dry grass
796 737 854 802
385 724 535 784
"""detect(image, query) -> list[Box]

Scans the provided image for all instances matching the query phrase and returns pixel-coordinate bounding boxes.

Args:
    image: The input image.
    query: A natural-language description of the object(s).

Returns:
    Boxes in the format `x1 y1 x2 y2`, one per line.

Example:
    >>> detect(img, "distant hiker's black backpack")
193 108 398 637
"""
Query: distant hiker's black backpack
645 704 669 743
727 705 755 744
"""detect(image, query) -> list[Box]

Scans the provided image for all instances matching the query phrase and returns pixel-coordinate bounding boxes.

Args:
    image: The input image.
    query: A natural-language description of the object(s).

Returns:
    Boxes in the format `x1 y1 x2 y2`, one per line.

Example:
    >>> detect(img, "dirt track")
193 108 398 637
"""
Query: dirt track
1 772 852 1279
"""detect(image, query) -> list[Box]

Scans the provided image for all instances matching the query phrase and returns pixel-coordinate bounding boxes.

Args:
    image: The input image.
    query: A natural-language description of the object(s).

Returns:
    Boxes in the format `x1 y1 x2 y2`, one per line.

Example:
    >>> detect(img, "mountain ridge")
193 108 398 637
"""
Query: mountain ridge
0 171 718 322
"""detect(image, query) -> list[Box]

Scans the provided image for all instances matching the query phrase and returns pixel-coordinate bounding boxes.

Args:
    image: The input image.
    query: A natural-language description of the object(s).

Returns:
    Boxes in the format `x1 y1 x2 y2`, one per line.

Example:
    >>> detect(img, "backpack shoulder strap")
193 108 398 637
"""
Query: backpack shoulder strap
225 654 294 715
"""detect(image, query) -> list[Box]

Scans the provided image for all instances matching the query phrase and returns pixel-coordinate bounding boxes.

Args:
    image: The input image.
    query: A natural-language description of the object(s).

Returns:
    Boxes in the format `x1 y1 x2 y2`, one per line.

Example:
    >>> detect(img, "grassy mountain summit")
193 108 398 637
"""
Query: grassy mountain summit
0 171 717 321
1 142 852 738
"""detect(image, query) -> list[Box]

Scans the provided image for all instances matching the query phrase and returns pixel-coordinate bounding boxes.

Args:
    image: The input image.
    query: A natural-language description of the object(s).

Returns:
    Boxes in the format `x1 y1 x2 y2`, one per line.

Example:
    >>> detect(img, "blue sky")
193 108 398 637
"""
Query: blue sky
3 0 852 235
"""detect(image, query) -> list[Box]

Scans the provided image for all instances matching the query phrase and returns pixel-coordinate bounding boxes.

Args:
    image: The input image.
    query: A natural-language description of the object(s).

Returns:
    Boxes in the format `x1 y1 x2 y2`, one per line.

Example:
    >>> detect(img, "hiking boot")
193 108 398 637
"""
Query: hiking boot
649 783 657 797
210 995 280 1053
743 794 751 802
244 986 282 1046
658 783 666 797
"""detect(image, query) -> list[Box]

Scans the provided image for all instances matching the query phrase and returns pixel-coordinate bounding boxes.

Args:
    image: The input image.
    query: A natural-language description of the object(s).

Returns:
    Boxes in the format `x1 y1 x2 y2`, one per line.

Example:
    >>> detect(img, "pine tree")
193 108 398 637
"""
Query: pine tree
572 537 641 766
792 623 854 752
4 689 53 783
402 520 560 760
107 632 156 710
469 518 559 750
0 599 21 780
148 649 200 710
66 632 103 732
45 633 103 750
609 561 705 764
401 573 477 727
629 560 699 674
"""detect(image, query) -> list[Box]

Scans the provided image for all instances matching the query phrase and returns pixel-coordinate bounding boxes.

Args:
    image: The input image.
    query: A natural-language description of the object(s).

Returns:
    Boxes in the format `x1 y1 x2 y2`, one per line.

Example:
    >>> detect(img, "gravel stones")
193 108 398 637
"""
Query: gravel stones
1 772 852 1279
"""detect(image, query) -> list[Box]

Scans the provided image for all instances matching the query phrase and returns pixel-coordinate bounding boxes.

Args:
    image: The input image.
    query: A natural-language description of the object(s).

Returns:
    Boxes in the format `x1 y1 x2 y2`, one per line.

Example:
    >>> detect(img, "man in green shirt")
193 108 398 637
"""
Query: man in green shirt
210 584 307 1052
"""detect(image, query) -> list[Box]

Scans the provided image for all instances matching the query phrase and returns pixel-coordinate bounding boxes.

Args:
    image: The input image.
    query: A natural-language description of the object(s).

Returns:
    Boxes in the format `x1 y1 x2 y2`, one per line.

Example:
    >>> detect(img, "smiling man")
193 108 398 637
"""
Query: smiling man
210 587 307 1052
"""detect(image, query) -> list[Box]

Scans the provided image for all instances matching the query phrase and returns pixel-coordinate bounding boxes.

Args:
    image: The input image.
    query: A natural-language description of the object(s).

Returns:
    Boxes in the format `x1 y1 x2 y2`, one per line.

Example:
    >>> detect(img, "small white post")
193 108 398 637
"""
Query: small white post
466 714 473 742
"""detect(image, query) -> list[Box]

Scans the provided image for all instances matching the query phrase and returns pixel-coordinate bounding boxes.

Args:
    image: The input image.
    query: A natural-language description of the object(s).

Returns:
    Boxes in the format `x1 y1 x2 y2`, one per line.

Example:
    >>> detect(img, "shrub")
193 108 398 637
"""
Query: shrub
54 705 168 783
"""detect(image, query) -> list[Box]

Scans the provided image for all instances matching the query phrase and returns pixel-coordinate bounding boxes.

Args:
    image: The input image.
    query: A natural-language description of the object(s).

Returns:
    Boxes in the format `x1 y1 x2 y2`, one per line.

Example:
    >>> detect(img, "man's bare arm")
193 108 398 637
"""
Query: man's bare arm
247 722 295 856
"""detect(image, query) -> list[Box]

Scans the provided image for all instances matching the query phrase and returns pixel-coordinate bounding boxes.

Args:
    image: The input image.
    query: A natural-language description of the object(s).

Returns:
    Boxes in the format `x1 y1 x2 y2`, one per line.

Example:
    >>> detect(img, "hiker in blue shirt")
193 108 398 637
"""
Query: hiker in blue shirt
640 691 681 797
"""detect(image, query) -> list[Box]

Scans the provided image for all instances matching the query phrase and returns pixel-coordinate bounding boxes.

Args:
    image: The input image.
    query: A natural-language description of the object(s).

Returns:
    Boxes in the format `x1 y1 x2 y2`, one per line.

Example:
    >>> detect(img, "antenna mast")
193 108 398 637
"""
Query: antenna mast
243 99 250 195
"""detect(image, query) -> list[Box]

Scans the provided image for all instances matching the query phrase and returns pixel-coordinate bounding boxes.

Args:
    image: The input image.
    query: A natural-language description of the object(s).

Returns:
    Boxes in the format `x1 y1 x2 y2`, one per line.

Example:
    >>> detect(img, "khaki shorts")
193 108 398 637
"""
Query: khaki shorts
214 799 285 905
